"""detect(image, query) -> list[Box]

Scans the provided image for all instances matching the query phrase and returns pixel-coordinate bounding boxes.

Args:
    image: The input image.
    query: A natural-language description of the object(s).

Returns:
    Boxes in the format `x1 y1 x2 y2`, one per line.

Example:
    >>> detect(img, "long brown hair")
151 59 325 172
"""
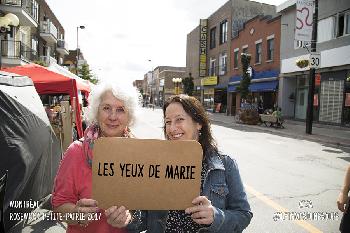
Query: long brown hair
163 95 218 158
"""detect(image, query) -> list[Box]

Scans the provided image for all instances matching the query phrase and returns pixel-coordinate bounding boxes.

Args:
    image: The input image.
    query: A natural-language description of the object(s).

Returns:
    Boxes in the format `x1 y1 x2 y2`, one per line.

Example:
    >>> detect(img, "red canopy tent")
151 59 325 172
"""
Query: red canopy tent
2 64 85 138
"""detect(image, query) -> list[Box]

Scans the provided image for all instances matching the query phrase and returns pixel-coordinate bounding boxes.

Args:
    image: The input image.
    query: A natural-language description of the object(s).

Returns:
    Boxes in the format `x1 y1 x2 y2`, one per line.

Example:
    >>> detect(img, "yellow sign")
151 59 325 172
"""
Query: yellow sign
201 76 217 86
199 19 208 77
204 89 214 95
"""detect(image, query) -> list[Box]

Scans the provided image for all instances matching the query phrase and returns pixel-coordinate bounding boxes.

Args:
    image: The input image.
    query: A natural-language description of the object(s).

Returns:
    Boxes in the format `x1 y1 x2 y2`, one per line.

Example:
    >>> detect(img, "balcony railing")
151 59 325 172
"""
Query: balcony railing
39 55 57 66
0 0 39 22
56 40 69 54
0 40 37 61
40 20 58 40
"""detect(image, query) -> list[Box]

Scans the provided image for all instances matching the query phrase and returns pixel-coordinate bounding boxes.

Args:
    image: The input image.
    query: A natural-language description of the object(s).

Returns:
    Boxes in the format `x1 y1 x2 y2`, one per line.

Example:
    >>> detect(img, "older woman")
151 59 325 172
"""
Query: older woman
128 95 252 233
52 82 139 233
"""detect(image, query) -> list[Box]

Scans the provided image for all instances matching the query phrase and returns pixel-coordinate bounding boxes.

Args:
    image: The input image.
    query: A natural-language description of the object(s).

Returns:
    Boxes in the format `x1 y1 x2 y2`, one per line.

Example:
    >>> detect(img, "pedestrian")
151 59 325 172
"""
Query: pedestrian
52 81 139 232
128 94 252 232
337 165 350 232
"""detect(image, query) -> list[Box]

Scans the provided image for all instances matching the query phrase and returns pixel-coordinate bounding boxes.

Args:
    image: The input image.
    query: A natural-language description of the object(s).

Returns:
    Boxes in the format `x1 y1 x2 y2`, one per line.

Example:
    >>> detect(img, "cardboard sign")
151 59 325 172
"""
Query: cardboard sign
92 138 203 210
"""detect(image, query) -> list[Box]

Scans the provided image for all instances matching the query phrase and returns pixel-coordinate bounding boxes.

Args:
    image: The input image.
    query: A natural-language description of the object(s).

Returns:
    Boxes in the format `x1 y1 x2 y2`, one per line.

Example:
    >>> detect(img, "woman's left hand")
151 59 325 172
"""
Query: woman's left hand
105 206 132 228
185 196 214 225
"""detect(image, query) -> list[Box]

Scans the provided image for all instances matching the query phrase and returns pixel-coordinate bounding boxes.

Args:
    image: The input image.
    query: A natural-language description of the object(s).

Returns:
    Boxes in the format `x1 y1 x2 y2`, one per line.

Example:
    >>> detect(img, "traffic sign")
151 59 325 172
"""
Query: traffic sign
309 52 321 68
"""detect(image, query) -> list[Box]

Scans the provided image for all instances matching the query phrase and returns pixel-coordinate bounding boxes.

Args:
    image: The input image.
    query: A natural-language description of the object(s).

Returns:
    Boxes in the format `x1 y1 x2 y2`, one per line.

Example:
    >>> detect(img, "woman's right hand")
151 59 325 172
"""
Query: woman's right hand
337 192 349 212
74 198 99 227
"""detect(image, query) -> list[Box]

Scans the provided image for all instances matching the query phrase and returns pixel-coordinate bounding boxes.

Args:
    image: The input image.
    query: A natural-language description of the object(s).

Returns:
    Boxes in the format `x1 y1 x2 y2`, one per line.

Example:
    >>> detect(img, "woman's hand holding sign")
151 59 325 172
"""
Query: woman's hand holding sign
185 196 214 225
75 198 99 227
105 205 132 228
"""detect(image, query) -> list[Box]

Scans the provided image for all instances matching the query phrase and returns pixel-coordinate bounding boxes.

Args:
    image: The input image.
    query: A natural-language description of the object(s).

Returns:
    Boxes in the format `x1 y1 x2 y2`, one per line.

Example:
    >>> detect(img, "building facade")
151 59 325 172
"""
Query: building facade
0 0 68 68
228 15 281 115
186 0 276 113
278 0 350 126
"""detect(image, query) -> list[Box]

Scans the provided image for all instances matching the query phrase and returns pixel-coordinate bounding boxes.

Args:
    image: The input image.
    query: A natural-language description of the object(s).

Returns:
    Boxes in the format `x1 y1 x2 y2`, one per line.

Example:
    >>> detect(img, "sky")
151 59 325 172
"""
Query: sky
46 0 286 85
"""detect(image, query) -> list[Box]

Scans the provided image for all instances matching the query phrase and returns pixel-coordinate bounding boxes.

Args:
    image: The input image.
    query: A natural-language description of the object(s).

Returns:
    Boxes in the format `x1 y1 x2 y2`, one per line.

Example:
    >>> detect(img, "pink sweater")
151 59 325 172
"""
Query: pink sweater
52 141 127 233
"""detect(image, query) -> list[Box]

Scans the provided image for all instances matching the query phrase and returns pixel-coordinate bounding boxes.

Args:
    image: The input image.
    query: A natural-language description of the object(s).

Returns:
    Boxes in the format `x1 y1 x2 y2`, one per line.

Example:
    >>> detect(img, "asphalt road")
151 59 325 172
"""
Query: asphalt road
11 107 348 232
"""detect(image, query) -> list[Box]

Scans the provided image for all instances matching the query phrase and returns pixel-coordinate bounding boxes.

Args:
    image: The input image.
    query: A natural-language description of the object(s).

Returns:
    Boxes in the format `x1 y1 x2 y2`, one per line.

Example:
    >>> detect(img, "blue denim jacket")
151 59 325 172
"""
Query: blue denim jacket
127 153 252 233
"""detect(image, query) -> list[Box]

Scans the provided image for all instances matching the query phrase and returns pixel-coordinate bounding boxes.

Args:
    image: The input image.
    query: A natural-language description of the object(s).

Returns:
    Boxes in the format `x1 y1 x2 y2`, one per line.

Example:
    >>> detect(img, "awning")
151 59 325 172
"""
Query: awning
249 80 278 92
2 64 84 138
48 63 92 93
228 80 278 93
228 85 237 92
214 83 227 89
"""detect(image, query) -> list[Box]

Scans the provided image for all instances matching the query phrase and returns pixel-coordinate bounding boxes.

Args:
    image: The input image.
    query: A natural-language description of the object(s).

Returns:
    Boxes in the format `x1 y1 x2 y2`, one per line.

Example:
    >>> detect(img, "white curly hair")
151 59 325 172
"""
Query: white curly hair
86 81 140 126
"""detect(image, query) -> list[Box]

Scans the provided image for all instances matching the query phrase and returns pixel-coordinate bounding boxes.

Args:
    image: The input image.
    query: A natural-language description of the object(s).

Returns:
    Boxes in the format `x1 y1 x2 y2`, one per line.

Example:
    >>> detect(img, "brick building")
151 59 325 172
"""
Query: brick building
228 15 281 115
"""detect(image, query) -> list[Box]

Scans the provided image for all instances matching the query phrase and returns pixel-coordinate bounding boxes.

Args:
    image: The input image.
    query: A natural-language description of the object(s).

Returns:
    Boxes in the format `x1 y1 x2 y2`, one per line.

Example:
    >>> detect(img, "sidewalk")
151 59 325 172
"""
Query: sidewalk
208 112 350 148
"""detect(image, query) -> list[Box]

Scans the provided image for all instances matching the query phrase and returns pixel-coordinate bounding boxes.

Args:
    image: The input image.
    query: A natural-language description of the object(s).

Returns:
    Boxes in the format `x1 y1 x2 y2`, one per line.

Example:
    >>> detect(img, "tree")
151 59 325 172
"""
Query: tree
237 53 252 102
78 63 98 84
182 73 194 96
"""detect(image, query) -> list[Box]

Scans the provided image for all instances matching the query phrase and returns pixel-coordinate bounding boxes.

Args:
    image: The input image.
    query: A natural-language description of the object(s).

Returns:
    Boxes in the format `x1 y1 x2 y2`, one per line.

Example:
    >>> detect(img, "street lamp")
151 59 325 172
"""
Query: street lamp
76 25 85 75
172 78 182 95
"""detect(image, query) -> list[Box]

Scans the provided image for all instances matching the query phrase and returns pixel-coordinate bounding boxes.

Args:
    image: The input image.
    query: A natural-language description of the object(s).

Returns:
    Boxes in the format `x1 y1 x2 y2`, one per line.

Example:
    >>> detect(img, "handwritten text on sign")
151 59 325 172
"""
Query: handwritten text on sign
92 138 203 210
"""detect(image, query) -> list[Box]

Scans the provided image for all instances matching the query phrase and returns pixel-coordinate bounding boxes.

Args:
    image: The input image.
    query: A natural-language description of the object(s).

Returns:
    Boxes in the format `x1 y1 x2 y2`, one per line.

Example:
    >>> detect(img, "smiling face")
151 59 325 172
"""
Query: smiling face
97 91 129 137
165 102 202 141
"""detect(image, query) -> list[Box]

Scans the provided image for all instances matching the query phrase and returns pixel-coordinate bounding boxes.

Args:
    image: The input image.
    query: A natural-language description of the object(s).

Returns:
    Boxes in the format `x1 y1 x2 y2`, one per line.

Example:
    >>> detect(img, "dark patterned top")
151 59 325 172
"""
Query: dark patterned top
165 161 208 232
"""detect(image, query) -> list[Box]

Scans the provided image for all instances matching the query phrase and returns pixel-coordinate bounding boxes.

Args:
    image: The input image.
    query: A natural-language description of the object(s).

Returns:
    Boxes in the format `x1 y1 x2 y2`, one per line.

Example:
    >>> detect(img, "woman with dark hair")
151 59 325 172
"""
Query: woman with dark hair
128 94 252 233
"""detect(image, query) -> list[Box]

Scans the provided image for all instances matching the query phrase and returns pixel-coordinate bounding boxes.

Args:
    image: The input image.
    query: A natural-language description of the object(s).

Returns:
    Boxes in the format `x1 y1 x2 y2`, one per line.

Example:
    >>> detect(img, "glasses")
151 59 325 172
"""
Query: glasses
99 105 127 116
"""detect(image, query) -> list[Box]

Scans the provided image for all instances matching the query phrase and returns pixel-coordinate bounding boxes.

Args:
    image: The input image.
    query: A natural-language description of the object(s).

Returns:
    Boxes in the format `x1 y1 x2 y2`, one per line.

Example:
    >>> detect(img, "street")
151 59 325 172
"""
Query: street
132 108 347 233
12 107 348 233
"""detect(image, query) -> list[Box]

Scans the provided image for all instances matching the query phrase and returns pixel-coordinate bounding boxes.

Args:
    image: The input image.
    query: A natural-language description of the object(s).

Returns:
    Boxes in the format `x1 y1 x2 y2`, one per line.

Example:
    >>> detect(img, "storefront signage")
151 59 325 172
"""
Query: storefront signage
201 76 218 86
199 19 208 77
204 88 214 95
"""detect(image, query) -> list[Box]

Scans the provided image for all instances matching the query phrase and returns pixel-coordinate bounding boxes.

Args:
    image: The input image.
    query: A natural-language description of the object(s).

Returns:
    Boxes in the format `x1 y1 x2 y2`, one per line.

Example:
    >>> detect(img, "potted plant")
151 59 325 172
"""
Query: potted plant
296 59 309 68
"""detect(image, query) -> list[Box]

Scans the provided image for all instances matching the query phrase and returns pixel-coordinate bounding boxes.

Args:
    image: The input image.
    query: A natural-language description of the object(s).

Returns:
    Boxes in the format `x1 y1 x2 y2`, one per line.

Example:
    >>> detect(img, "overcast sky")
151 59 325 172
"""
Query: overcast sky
46 0 286 84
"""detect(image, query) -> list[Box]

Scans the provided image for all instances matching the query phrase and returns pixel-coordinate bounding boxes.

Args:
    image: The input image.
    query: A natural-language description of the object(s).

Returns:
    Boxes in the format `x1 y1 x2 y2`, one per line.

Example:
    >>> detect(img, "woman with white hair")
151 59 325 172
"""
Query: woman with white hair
52 81 139 233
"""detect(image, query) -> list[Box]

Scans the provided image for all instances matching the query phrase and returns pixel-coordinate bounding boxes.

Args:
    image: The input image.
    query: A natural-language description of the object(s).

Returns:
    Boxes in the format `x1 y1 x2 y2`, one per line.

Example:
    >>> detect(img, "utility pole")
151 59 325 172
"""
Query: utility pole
306 0 318 134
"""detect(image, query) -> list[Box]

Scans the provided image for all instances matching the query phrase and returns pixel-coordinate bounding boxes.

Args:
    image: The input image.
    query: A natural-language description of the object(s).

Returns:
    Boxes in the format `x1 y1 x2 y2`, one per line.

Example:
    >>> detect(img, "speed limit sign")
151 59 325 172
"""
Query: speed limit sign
309 52 321 68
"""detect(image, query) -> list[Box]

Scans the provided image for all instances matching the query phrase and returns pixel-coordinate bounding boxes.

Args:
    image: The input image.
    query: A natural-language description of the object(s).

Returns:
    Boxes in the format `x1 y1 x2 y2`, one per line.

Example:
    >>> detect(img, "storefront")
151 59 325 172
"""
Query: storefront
201 76 218 111
319 70 348 125
228 70 279 115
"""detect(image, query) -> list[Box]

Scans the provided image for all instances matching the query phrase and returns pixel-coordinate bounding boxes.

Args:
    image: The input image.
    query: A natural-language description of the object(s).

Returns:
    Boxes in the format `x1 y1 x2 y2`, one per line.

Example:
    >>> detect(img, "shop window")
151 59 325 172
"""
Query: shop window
318 16 335 42
337 11 350 37
210 27 216 49
242 47 248 54
219 20 228 44
267 39 274 61
255 42 262 64
209 58 216 76
219 52 227 75
233 50 239 69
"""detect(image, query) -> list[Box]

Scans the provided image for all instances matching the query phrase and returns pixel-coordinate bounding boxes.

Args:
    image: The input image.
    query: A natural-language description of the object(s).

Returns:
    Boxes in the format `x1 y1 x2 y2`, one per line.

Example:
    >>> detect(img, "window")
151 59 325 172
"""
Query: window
317 16 335 42
337 11 350 37
219 20 228 44
209 58 216 76
233 49 239 69
242 47 248 54
219 52 227 75
267 39 274 61
210 27 216 49
255 42 262 64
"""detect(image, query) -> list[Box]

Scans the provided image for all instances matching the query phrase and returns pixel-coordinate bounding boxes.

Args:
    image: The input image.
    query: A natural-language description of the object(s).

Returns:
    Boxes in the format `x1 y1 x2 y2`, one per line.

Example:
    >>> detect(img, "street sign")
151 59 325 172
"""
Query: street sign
309 52 321 68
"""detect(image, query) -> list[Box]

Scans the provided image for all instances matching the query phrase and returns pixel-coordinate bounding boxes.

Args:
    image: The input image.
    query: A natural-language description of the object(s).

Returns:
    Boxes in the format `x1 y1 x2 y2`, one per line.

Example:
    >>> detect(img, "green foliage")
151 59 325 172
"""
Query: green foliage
182 76 194 96
78 63 98 84
237 53 252 101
